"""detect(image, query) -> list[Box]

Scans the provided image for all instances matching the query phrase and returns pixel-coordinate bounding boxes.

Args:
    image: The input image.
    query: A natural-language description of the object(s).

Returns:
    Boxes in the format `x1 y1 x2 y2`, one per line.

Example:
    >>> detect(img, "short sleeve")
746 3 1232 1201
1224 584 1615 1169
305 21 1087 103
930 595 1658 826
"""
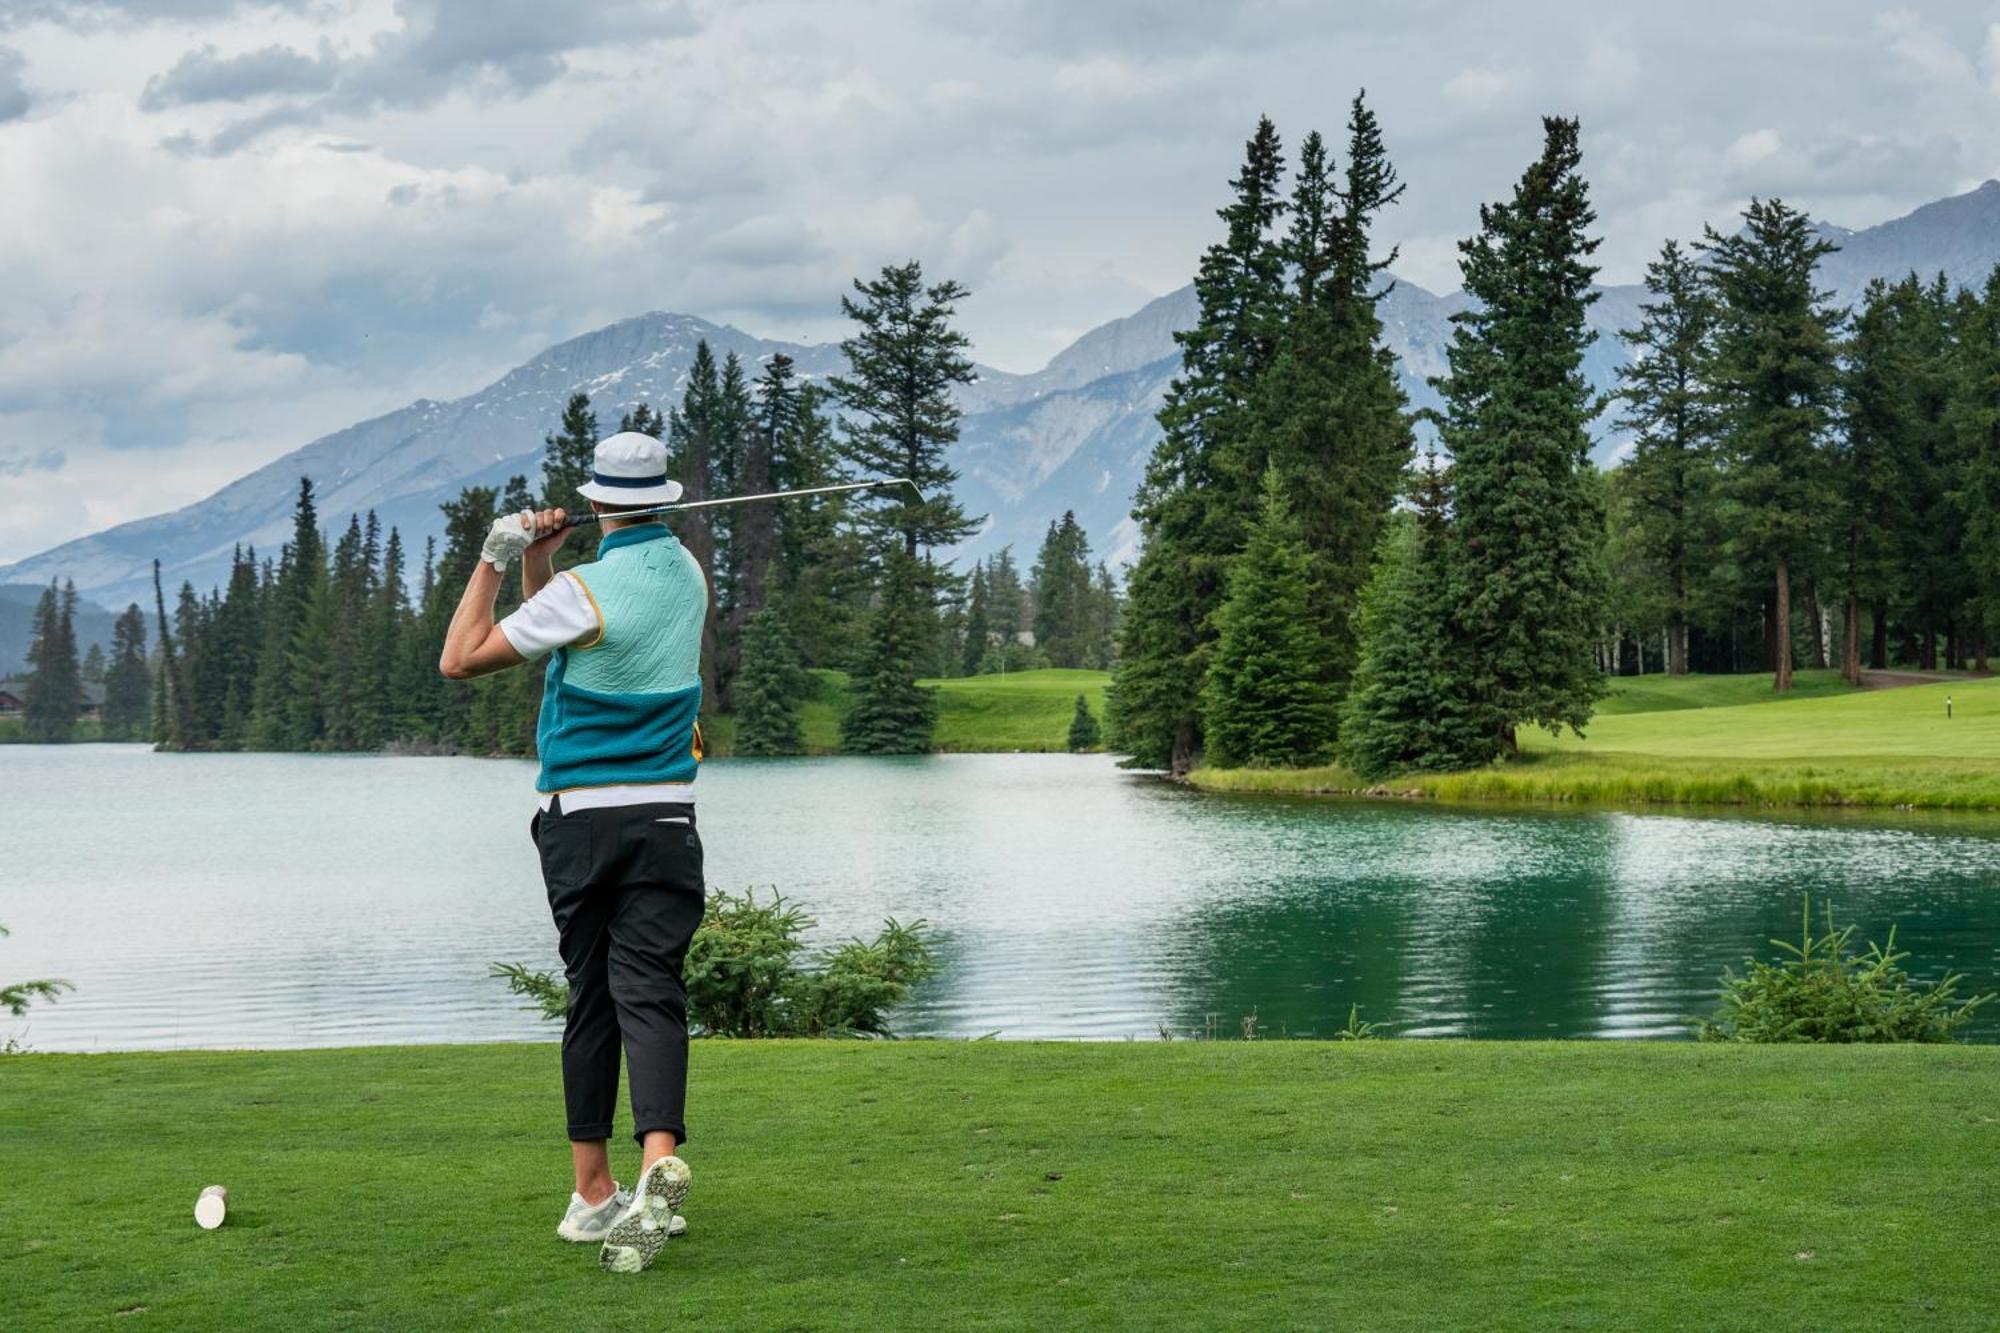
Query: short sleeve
498 572 600 660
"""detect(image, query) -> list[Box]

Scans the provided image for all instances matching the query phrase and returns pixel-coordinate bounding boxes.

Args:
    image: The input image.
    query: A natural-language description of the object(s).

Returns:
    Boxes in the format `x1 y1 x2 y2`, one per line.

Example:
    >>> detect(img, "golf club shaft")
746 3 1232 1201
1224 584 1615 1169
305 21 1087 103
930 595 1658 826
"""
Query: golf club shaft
557 477 919 531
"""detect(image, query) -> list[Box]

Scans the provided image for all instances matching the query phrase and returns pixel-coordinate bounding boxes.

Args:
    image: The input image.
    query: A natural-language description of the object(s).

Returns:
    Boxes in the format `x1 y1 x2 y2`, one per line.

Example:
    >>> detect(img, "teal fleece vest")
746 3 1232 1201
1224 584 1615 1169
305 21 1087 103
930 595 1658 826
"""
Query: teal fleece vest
535 523 706 793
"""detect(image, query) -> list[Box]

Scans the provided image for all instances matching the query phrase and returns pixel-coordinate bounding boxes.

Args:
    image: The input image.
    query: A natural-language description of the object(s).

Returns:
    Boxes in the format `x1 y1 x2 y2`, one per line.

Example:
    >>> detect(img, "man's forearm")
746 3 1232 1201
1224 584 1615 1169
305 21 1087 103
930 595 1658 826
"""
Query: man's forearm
440 560 503 677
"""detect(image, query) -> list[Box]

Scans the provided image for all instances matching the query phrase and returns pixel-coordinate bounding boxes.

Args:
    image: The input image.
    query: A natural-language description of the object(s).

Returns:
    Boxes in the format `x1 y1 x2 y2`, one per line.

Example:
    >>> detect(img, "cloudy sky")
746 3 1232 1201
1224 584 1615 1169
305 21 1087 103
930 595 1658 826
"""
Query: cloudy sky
3 0 1999 565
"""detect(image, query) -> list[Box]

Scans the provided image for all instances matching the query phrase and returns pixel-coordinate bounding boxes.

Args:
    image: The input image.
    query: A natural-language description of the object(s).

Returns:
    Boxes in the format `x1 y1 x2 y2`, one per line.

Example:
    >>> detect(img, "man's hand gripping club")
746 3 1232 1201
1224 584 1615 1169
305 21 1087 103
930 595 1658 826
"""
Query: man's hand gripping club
439 507 569 680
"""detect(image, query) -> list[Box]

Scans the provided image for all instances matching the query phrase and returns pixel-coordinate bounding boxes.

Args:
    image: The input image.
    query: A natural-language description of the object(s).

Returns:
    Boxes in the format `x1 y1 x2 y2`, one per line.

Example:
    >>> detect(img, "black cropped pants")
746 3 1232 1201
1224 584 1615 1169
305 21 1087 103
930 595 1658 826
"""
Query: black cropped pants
532 799 705 1145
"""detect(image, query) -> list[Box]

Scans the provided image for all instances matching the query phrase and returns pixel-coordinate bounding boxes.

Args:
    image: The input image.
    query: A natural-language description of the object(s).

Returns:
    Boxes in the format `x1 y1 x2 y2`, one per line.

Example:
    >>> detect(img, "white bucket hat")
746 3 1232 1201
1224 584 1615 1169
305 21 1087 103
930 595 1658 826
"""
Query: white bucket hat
576 431 684 506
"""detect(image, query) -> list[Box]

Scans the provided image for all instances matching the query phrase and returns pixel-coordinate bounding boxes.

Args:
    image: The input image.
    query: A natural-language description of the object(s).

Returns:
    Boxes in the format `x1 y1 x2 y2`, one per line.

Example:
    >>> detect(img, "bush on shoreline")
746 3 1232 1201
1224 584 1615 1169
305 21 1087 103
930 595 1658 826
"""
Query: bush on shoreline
494 889 937 1038
1699 897 1994 1043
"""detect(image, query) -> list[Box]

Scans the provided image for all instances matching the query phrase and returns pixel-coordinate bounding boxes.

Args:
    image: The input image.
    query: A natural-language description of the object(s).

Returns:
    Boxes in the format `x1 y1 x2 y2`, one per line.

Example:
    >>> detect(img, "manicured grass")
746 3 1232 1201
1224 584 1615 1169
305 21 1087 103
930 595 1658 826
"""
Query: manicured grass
704 668 1110 756
3 1042 1994 1331
1190 673 2000 810
1593 668 1858 715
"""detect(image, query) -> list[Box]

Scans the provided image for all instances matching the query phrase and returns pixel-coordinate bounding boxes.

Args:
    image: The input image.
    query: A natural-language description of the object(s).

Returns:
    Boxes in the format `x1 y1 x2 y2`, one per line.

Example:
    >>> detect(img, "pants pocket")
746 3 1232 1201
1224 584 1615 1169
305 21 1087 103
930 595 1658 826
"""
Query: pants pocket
536 811 593 897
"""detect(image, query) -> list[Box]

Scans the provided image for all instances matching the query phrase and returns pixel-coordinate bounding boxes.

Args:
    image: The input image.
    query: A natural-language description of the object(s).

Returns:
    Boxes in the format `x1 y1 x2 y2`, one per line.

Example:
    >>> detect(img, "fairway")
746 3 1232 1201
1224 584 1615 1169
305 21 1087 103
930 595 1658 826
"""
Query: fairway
704 668 1111 756
1191 671 2000 810
3 1042 1995 1331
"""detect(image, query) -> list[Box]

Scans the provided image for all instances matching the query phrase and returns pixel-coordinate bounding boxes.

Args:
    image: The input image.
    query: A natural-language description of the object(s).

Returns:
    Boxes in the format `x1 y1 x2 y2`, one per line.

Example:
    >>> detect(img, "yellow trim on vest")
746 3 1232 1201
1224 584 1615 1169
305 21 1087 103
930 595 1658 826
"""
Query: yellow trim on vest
563 570 606 650
691 721 704 762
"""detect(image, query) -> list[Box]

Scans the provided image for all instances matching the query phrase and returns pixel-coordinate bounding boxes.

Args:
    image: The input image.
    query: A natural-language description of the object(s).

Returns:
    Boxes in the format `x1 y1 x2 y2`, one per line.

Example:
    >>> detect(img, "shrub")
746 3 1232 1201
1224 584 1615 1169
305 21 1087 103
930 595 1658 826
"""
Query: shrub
1066 694 1101 751
1 923 72 1020
1699 897 1994 1043
493 889 937 1038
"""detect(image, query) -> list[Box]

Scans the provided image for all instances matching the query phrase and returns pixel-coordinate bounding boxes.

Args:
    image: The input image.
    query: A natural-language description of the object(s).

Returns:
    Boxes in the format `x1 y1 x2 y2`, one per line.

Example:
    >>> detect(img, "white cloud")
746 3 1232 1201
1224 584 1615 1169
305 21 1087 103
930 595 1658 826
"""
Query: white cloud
5 0 2000 566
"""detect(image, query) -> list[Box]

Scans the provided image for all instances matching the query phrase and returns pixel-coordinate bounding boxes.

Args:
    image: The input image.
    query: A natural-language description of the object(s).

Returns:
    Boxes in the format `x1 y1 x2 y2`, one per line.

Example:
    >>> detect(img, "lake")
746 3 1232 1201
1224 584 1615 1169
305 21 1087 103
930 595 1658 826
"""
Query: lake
4 744 1998 1049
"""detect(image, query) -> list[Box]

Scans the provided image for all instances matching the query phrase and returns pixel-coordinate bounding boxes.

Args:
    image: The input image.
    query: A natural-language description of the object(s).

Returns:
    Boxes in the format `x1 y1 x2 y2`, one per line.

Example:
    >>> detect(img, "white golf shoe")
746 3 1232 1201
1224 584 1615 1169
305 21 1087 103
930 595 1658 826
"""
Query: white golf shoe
559 1183 688 1243
598 1155 691 1273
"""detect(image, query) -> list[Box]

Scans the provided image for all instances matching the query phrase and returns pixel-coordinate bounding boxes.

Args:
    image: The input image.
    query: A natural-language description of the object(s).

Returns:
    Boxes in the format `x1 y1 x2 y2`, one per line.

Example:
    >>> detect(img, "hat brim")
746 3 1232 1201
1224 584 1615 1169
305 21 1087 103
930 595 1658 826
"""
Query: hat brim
576 478 684 506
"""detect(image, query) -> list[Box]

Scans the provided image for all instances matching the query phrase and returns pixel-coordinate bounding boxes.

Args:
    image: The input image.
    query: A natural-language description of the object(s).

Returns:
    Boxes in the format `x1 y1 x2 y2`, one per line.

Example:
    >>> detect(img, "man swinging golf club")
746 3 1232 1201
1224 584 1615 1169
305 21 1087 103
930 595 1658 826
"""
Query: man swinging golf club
438 430 703 1274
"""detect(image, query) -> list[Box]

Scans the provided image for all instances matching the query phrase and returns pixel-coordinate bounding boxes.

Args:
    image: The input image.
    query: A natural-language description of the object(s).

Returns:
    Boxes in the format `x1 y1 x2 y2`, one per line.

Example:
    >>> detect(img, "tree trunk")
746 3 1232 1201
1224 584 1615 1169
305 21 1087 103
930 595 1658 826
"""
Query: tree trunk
1869 601 1888 670
1170 716 1200 778
1667 619 1687 676
1918 627 1937 672
1976 631 1989 674
1773 560 1793 691
1804 586 1827 670
1841 593 1862 686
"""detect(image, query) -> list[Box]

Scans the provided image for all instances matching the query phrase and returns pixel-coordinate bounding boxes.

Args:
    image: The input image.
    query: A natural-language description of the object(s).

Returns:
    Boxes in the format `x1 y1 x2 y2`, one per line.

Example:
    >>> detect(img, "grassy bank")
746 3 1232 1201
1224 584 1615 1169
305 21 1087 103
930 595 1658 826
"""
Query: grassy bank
1191 671 2000 811
703 667 1110 756
4 1042 1995 1330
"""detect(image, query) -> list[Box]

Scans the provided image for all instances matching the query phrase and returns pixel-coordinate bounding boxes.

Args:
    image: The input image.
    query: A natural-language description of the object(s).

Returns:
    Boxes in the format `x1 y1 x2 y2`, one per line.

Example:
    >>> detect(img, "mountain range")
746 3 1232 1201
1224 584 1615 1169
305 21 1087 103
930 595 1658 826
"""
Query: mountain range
8 180 2000 610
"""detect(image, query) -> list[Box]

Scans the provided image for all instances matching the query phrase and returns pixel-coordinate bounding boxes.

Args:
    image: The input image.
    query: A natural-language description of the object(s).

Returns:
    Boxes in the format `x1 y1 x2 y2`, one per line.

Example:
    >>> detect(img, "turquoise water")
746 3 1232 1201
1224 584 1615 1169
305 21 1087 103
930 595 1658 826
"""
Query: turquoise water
4 744 1997 1048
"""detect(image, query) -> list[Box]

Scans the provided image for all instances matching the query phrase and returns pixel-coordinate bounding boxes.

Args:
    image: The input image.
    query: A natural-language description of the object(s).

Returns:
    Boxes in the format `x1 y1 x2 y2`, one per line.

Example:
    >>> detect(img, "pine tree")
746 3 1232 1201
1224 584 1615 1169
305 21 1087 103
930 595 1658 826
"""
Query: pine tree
1113 116 1288 772
541 392 599 511
364 527 409 746
1066 694 1101 751
100 604 151 741
1030 512 1095 667
81 642 106 685
839 550 937 754
1952 265 2000 672
830 261 982 560
1436 116 1607 749
1251 94 1412 706
773 384 867 668
1341 455 1493 777
151 559 198 751
717 353 793 709
250 478 325 746
22 581 82 742
1839 279 1923 682
1200 476 1339 768
734 598 810 756
1615 240 1719 676
961 560 991 675
671 342 725 709
1697 197 1842 690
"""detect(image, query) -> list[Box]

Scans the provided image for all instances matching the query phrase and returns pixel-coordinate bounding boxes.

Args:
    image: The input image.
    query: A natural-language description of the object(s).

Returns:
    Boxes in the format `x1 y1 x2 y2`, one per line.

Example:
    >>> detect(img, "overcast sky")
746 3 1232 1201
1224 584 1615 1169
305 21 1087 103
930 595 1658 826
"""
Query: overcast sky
3 0 2000 566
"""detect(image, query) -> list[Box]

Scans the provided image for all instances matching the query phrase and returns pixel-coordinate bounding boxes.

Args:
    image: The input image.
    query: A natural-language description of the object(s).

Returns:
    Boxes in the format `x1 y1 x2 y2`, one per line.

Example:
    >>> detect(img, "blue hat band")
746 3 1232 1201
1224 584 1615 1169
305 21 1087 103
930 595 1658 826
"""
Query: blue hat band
592 470 668 489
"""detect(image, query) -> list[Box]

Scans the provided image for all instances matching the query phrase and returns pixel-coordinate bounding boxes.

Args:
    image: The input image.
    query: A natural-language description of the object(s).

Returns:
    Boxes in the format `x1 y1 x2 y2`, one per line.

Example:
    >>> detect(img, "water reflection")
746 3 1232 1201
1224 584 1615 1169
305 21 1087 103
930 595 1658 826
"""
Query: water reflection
4 746 1997 1049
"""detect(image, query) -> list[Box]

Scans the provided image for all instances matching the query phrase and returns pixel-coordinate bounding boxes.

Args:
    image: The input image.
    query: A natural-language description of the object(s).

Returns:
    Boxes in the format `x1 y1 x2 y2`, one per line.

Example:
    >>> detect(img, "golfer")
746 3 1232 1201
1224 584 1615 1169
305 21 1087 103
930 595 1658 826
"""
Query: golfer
438 430 703 1274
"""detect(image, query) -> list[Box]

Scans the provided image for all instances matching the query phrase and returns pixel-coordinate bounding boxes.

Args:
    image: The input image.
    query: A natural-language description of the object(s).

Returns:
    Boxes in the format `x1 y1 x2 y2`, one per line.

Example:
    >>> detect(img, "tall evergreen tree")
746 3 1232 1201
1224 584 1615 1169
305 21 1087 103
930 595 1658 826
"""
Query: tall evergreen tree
1952 265 2000 672
734 597 810 756
151 559 197 751
1200 477 1339 768
101 604 151 741
774 384 868 668
670 341 725 709
249 478 325 746
1615 240 1720 676
1113 116 1288 772
839 550 937 754
1067 694 1102 751
22 581 81 742
961 559 992 676
717 353 795 708
1838 279 1923 682
1436 116 1607 749
1251 94 1412 708
830 261 982 560
1697 197 1842 691
541 392 600 512
1030 512 1095 668
81 642 105 685
1341 455 1492 776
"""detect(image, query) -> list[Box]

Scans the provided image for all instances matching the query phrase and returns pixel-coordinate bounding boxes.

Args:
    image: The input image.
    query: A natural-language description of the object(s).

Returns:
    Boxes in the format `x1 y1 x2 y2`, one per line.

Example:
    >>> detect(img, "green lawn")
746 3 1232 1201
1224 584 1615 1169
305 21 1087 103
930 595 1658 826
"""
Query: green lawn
3 1042 1994 1330
1190 672 2000 810
704 668 1110 756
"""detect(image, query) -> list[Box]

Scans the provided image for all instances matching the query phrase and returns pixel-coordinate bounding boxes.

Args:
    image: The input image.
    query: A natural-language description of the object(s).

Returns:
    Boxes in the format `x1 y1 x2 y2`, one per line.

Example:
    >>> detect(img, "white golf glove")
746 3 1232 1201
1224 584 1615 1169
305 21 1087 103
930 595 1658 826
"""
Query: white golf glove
481 510 534 570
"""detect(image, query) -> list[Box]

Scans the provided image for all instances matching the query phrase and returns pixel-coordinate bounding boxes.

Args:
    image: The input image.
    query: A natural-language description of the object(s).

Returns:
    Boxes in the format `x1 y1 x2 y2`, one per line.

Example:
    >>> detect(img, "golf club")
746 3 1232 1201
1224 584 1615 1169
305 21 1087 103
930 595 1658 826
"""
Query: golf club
558 477 924 531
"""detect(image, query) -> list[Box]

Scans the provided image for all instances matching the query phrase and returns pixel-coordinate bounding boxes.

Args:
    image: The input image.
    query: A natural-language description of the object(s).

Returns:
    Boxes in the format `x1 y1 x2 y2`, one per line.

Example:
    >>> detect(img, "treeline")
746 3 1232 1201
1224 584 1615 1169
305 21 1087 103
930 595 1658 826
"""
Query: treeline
1608 224 2000 681
1113 95 2000 782
11 581 150 741
131 260 1119 758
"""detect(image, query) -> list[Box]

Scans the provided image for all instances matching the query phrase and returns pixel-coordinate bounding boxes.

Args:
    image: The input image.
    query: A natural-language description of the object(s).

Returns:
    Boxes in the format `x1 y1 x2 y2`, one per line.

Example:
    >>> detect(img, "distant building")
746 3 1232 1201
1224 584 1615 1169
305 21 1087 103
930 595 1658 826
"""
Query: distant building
0 675 105 721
